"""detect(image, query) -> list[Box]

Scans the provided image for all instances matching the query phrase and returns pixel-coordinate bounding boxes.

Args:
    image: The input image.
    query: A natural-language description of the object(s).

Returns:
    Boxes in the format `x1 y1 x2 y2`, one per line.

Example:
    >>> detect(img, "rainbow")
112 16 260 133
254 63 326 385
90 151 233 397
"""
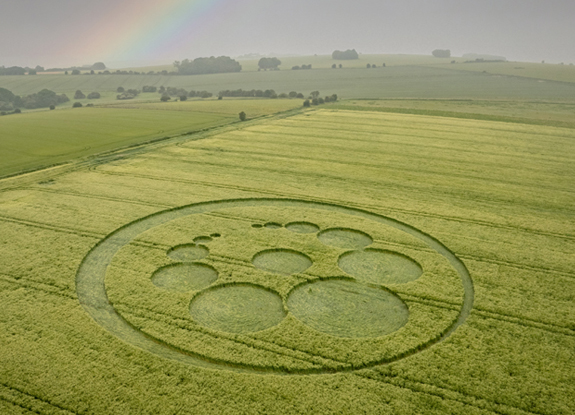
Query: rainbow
63 0 234 64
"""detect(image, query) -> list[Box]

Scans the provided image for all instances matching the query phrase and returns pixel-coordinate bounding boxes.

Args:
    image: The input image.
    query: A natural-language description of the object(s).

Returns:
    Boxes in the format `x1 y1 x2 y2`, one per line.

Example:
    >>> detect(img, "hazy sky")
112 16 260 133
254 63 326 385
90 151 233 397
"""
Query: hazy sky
1 0 574 68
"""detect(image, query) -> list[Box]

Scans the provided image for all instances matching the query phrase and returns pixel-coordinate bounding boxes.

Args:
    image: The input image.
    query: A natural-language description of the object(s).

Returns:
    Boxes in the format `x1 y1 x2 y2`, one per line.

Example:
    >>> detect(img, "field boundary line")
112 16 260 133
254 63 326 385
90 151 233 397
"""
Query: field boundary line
457 255 575 279
355 371 549 415
27 187 174 209
472 308 574 336
0 273 76 301
0 215 104 239
0 382 78 415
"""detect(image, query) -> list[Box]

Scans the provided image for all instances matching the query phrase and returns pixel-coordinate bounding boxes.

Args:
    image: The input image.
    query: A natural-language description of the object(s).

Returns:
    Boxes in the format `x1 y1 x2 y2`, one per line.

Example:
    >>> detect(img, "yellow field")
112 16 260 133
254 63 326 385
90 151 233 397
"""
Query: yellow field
0 109 574 414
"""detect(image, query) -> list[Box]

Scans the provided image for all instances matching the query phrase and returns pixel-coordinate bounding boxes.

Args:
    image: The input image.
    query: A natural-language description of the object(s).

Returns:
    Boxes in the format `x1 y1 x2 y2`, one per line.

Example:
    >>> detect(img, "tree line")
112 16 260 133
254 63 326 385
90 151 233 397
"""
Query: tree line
0 87 69 112
174 56 242 75
332 49 359 60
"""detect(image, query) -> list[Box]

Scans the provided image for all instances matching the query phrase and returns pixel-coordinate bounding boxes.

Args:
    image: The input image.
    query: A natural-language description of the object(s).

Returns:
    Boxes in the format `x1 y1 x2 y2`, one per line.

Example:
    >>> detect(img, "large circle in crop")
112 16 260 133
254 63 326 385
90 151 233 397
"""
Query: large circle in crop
76 198 474 375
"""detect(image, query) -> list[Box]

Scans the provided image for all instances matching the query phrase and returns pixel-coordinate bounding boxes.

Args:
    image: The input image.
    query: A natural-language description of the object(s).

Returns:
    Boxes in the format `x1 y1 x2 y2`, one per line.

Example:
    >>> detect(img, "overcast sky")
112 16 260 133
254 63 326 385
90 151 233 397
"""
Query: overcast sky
1 0 574 68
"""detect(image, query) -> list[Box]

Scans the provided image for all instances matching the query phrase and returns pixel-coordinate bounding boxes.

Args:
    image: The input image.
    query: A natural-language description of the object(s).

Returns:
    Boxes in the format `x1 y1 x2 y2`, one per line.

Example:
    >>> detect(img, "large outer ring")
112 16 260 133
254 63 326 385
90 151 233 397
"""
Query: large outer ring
75 198 474 374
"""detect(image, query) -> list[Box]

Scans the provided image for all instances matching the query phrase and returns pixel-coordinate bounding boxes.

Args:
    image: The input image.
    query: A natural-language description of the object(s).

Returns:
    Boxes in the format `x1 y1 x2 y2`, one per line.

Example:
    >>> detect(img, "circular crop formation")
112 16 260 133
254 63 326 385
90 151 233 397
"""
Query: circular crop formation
76 199 473 374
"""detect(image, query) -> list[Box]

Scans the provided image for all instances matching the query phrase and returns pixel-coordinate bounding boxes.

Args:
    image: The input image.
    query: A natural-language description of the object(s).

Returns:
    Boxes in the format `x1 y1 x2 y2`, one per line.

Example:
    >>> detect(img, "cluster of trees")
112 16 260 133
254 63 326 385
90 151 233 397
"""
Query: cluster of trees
258 57 281 71
303 92 338 107
142 86 157 93
74 90 101 99
292 64 312 70
432 49 451 58
116 88 141 100
332 49 359 60
174 56 241 75
0 87 69 111
0 66 27 75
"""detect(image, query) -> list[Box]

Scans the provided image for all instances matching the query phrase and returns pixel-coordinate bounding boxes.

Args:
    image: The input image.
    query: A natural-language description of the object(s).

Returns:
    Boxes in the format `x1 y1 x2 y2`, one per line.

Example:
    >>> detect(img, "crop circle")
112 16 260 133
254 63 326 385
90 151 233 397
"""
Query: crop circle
252 248 313 275
167 244 209 262
76 198 473 375
338 249 423 285
151 263 218 292
287 278 409 338
317 227 373 249
190 283 286 334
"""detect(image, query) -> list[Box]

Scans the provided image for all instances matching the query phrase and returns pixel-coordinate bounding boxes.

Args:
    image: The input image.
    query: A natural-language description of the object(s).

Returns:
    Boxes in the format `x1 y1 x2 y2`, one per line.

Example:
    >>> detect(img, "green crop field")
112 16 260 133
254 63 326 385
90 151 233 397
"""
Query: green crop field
1 104 574 414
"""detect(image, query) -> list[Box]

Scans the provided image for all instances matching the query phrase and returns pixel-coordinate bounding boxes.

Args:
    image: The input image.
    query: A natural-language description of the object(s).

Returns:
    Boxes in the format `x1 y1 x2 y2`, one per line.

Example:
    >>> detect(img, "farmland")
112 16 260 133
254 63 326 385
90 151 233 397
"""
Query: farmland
1 102 574 414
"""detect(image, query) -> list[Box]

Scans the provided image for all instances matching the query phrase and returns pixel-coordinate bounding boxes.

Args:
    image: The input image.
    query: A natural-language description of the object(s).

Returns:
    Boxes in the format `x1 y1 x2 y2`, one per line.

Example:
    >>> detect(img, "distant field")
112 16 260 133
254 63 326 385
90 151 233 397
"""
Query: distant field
3 65 575 101
0 109 573 414
431 60 575 83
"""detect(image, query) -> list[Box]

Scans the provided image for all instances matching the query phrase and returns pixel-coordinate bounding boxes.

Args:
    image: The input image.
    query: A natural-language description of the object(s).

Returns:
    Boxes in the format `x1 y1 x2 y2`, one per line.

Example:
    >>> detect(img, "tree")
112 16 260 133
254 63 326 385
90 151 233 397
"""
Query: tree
74 90 86 99
71 69 81 75
179 95 187 101
258 57 281 70
432 49 451 58
117 86 125 93
92 62 106 70
310 91 320 99
332 49 359 60
28 69 37 75
239 111 246 121
339 64 342 68
296 93 304 99
303 99 310 107
13 108 21 113
72 102 82 108
382 63 386 67
289 91 298 98
160 94 171 102
367 64 371 68
49 105 55 110
87 92 101 99
65 71 68 75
